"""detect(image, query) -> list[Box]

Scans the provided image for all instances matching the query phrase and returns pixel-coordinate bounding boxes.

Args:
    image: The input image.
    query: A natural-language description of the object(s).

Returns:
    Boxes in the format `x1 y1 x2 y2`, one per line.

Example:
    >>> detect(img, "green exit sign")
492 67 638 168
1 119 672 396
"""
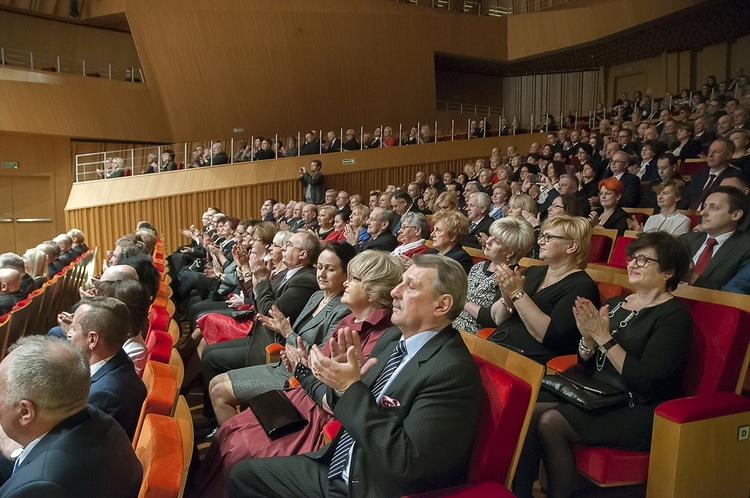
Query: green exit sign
342 158 356 165
2 161 18 169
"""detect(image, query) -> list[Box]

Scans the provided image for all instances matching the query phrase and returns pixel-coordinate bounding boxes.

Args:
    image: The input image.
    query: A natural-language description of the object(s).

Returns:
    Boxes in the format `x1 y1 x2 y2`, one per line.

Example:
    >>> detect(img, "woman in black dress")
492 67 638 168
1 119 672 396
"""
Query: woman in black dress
490 215 600 364
589 177 629 235
514 232 692 498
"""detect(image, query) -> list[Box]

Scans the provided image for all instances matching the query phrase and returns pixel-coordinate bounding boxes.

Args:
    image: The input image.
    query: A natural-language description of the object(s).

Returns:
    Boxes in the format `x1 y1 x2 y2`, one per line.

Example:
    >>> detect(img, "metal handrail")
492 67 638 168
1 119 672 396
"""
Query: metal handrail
0 47 144 82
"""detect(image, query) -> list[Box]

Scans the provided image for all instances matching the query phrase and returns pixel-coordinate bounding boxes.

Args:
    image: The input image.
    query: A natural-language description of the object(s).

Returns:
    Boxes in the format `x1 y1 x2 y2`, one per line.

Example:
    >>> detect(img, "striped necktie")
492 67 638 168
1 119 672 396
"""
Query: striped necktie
328 340 408 481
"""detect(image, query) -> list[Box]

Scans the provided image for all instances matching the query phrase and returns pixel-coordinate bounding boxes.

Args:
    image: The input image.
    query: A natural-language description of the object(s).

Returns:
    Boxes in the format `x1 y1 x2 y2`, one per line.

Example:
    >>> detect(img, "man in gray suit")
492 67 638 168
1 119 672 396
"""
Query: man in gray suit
680 186 750 290
200 231 322 430
228 255 483 497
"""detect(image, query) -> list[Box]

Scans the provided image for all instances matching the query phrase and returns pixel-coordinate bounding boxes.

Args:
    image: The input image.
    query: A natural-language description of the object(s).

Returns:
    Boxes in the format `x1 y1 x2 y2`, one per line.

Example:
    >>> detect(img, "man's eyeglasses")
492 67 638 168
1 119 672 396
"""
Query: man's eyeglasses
538 233 567 243
625 254 659 267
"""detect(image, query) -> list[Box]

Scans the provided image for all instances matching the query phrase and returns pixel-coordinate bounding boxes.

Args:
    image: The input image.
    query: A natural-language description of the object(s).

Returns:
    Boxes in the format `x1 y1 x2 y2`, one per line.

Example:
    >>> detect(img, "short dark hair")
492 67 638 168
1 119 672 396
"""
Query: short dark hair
321 242 357 272
117 253 160 301
626 232 690 291
311 159 322 169
657 152 678 167
78 296 131 349
96 280 150 338
708 185 748 225
391 190 412 205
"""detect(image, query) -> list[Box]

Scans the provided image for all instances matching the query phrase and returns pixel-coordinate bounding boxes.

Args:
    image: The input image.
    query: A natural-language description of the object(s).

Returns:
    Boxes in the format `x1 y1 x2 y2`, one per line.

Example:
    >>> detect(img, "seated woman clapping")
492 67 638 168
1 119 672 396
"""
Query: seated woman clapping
192 251 403 497
489 215 600 364
513 232 692 498
208 243 356 425
425 210 473 274
627 178 691 236
453 217 535 334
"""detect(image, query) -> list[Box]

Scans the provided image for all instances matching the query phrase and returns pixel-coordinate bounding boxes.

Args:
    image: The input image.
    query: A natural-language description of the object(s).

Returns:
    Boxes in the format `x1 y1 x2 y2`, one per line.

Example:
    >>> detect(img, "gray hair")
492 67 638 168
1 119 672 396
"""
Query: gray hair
0 253 24 273
559 174 580 188
412 254 467 320
465 181 481 193
470 192 491 208
401 212 431 239
5 336 89 413
349 251 404 309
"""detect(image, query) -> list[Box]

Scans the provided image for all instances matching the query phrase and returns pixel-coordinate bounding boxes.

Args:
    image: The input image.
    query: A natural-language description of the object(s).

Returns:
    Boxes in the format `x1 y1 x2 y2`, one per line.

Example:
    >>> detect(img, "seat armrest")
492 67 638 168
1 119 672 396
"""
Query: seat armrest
655 392 750 424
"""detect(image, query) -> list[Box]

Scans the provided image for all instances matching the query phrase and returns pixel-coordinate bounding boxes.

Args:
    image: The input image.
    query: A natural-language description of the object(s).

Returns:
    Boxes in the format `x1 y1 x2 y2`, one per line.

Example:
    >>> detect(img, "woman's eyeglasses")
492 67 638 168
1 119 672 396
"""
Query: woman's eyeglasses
538 233 567 243
625 254 659 267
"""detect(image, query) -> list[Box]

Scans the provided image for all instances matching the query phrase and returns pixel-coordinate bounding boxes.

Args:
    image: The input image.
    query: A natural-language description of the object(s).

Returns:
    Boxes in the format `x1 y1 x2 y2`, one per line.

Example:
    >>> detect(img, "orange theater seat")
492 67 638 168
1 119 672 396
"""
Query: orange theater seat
132 361 179 448
135 414 183 498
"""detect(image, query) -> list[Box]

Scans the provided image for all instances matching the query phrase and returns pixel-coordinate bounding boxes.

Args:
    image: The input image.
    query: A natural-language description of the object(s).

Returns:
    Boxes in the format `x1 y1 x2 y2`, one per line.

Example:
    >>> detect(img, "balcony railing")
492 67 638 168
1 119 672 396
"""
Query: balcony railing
0 47 143 81
392 0 570 16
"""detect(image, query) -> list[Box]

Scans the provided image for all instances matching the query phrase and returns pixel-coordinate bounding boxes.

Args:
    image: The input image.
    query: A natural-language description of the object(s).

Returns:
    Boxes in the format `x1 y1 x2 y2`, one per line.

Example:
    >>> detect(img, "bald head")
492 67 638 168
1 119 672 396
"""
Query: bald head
100 265 139 282
53 234 72 252
0 269 21 294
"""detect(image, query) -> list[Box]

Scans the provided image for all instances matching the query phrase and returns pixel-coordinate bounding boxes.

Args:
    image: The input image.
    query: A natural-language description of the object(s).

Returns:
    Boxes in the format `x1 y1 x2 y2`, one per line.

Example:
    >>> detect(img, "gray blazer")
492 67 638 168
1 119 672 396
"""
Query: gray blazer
286 290 350 350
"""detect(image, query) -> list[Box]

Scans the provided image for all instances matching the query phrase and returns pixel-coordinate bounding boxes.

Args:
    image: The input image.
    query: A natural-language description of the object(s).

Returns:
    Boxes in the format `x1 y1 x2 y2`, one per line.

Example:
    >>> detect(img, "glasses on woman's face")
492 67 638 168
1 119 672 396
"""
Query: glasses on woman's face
538 233 567 244
625 254 659 267
345 274 362 284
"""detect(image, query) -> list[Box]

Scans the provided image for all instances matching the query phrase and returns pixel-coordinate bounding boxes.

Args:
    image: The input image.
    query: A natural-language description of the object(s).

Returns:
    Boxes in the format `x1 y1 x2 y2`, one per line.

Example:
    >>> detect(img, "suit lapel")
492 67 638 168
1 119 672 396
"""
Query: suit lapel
379 326 453 398
91 350 125 383
704 233 739 276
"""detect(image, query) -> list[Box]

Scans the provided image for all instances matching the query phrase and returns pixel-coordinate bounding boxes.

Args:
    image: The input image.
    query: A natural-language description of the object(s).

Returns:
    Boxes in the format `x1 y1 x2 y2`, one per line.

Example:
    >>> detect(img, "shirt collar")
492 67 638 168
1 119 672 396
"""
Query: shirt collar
90 353 116 376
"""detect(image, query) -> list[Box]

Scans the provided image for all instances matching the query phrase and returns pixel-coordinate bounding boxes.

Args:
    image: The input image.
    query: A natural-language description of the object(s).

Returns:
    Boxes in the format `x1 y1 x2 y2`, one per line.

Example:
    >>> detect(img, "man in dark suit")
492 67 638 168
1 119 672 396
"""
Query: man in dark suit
617 128 639 160
53 234 77 266
680 186 750 290
228 255 483 498
0 254 36 299
300 132 321 155
598 141 622 180
465 192 494 249
606 151 641 207
641 153 683 211
200 231 322 429
0 270 23 315
68 228 89 256
324 131 342 153
693 116 716 156
36 242 63 279
683 139 740 210
0 336 142 497
361 208 398 252
390 190 416 234
210 142 229 165
335 191 352 218
67 296 147 439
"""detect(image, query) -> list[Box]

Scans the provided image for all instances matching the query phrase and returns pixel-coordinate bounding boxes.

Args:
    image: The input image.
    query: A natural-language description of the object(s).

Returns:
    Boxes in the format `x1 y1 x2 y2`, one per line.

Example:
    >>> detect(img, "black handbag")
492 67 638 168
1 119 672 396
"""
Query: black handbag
246 390 309 440
541 363 633 411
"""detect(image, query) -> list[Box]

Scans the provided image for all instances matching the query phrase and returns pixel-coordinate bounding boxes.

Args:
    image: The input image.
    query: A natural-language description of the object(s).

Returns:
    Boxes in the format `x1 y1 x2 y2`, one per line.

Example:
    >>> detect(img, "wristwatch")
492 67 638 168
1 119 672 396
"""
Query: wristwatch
598 338 618 354
510 289 525 303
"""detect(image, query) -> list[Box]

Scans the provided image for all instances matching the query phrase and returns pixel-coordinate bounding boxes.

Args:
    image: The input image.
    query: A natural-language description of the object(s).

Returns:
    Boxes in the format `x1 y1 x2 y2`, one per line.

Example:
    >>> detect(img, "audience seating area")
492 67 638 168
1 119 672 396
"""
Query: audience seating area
0 248 97 358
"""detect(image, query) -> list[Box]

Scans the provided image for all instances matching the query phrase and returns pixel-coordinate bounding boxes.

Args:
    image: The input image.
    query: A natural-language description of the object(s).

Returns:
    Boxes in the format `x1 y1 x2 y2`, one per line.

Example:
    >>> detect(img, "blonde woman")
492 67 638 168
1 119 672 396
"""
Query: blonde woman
23 249 48 287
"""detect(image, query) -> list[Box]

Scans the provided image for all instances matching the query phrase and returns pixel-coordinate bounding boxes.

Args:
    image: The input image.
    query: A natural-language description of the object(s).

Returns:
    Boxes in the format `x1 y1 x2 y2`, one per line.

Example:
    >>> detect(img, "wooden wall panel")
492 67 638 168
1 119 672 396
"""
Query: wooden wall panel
125 0 508 141
0 67 171 141
65 134 543 253
504 0 705 61
0 10 140 77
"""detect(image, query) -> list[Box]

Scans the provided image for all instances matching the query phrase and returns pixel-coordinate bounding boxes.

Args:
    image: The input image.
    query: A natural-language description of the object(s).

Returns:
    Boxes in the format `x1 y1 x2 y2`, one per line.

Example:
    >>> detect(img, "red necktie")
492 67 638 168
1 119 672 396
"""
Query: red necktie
694 237 718 275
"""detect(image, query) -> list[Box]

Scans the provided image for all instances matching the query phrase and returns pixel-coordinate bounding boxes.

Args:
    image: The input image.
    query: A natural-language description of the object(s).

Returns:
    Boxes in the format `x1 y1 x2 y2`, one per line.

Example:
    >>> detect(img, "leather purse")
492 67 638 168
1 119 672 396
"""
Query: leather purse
246 390 309 440
541 363 633 411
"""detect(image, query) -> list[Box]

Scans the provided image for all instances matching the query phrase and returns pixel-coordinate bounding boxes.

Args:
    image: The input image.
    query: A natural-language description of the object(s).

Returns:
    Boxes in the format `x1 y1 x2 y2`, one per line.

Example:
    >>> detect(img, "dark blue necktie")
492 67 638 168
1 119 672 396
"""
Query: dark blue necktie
328 340 408 480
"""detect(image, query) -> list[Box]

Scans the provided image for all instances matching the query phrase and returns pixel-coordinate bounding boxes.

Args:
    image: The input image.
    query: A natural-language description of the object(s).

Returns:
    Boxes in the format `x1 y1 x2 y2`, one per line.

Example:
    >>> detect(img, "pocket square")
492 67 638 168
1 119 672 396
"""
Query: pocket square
380 396 400 407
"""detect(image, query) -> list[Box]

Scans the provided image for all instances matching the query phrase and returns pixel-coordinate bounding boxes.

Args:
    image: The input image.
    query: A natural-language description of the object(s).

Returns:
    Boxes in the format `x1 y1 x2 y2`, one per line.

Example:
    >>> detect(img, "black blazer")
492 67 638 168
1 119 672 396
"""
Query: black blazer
465 216 494 249
88 349 147 440
362 230 398 252
683 166 740 210
311 327 483 497
596 206 629 236
426 246 473 274
325 138 342 153
0 406 142 498
675 139 703 161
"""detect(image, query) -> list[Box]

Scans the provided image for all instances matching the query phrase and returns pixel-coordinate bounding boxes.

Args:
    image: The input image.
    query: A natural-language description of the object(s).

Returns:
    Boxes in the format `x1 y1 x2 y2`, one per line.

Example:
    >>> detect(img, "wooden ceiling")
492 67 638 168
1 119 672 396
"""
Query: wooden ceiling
436 0 750 76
